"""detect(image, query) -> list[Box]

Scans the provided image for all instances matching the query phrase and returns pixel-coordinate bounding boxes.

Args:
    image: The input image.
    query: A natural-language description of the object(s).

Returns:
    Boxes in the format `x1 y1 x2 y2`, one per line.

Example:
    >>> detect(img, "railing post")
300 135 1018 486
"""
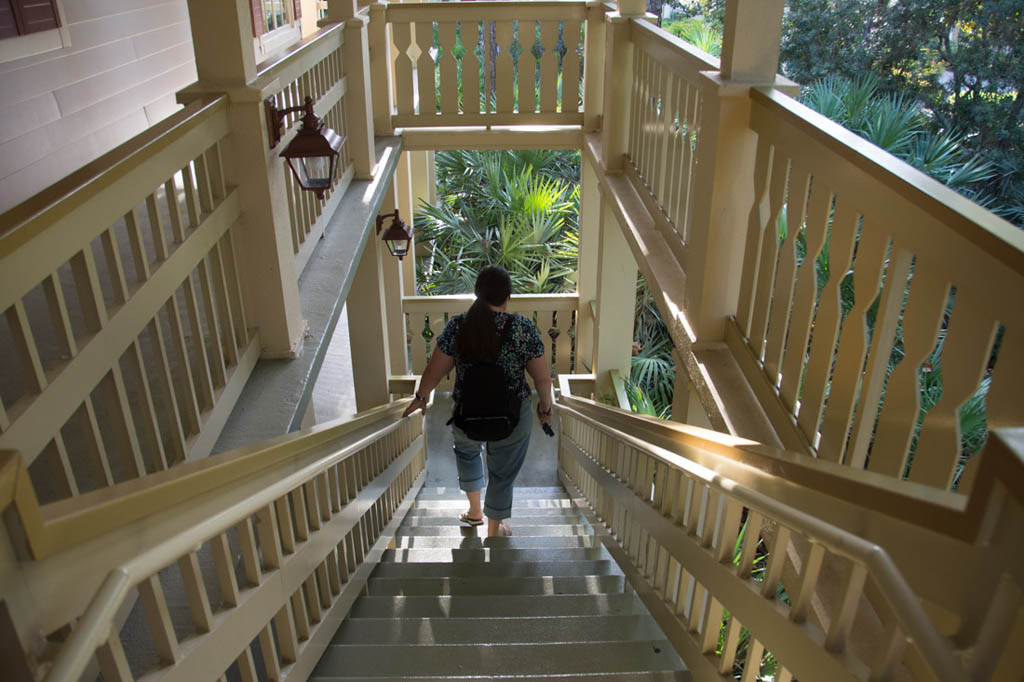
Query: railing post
330 0 378 178
347 228 393 411
395 152 418 296
593 198 639 397
599 2 643 171
369 2 395 136
184 0 305 357
582 1 607 132
576 156 601 372
684 0 788 343
380 182 409 376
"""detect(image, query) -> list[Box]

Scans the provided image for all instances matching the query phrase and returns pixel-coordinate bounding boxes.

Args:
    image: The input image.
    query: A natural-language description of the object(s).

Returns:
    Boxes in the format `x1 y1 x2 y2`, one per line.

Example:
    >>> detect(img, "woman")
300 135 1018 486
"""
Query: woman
403 265 553 538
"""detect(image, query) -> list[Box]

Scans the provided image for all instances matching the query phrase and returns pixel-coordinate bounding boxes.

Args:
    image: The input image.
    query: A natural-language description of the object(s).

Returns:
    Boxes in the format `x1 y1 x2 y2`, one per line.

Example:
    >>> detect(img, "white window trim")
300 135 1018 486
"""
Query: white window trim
0 0 71 64
254 1 301 60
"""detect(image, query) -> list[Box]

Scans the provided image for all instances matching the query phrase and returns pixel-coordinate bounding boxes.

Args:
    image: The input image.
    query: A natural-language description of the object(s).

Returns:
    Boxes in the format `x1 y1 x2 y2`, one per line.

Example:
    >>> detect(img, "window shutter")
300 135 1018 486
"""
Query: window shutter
12 0 60 35
250 0 264 36
292 0 301 21
0 0 19 39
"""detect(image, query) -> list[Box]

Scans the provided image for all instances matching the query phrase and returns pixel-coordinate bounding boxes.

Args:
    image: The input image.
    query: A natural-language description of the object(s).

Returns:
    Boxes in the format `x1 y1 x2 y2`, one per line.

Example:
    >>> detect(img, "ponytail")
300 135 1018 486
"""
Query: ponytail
456 265 512 363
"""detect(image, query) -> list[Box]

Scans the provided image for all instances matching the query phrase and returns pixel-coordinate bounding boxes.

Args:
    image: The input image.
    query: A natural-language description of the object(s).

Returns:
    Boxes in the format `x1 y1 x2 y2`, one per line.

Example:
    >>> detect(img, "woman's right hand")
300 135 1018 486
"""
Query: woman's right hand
537 402 552 425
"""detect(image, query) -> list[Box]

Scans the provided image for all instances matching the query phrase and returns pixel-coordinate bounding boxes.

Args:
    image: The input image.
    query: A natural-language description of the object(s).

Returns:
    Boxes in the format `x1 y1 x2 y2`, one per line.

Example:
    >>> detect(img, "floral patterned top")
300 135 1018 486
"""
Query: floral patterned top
436 312 546 403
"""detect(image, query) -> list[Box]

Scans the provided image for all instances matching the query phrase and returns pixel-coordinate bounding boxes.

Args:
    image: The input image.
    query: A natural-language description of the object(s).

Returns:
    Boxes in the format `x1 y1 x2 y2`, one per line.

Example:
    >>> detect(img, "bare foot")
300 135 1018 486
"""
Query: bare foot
487 520 511 538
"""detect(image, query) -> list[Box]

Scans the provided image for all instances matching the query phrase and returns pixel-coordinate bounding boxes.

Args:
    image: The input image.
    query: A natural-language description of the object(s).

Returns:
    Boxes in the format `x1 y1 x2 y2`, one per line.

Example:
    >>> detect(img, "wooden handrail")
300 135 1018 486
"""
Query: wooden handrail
0 96 228 256
629 14 719 80
750 87 1024 275
558 400 964 681
385 0 588 22
403 293 579 313
6 399 414 560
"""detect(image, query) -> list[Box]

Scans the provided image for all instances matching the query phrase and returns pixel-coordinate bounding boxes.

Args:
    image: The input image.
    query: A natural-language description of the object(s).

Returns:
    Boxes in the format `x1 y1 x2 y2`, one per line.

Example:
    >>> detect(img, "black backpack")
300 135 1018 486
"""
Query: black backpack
446 318 521 441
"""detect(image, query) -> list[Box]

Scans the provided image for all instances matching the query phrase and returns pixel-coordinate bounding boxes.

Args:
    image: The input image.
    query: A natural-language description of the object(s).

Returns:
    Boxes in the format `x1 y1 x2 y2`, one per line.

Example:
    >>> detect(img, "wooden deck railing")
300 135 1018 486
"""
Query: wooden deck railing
734 87 1024 493
402 293 579 390
0 97 258 506
29 401 425 682
254 22 355 273
382 1 587 128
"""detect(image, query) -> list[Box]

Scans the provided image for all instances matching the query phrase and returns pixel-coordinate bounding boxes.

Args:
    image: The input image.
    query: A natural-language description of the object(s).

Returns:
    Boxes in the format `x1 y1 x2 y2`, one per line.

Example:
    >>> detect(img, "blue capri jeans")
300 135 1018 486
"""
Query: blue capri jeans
451 399 533 520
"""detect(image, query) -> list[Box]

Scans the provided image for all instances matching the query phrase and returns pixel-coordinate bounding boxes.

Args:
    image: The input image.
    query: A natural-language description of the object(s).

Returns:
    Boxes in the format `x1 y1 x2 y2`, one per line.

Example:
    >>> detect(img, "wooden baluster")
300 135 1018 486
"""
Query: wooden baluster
763 163 812 383
438 22 458 115
517 20 537 114
165 295 203 435
146 318 187 463
493 20 514 114
209 242 240 366
561 19 582 114
538 20 559 113
197 257 228 386
700 597 725 654
317 472 332 521
795 196 858 445
679 83 700 242
736 510 764 578
256 504 284 569
291 488 310 541
237 647 258 682
181 164 201 229
718 613 743 674
415 21 437 116
393 22 415 117
328 465 342 512
628 48 642 160
146 192 169 263
871 622 908 680
124 207 151 284
817 227 902 463
258 624 282 681
654 70 675 205
688 582 707 632
274 602 300 664
164 176 186 243
665 77 685 232
208 141 227 200
790 541 825 623
212 532 240 607
181 273 217 407
868 261 951 477
290 589 311 641
740 638 766 682
326 550 342 595
139 574 179 664
6 300 47 395
178 551 214 633
462 20 481 115
686 480 704 535
714 499 743 565
77 399 115 485
221 230 248 344
41 436 76 496
304 576 322 622
316 561 332 608
99 228 130 306
778 177 833 410
42 272 77 363
554 309 572 373
238 516 263 587
127 339 168 471
910 286 998 489
102 366 147 478
643 57 662 187
96 632 134 682
700 490 720 548
759 524 790 599
825 562 867 652
274 496 296 554
285 172 301 254
747 154 790 358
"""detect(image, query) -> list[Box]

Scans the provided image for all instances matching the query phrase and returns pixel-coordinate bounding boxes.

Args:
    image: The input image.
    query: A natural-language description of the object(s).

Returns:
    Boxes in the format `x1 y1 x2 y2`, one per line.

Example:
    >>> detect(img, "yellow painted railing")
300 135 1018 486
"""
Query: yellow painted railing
382 1 587 128
402 293 579 388
0 97 258 506
734 87 1024 492
254 22 355 273
556 382 1024 680
28 400 425 682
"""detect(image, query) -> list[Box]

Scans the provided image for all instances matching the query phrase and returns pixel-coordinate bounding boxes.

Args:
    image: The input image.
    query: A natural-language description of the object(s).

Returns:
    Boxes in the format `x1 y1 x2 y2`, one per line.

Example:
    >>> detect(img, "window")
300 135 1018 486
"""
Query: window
251 0 302 59
264 0 288 32
0 0 69 63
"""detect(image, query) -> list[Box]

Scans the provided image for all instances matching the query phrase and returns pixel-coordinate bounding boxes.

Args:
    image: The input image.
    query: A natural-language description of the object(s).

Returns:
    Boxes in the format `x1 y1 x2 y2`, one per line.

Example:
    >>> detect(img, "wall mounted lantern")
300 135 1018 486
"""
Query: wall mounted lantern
265 95 345 199
376 210 413 260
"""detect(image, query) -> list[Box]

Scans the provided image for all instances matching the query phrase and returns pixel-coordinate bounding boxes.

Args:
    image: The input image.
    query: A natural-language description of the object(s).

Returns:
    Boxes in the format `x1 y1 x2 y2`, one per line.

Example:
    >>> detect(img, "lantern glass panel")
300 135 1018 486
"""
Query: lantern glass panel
386 238 410 258
290 155 334 191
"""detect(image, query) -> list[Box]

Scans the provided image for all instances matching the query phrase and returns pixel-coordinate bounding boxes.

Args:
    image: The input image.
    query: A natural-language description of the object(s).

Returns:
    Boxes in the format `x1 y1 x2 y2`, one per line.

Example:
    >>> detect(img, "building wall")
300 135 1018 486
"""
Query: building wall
0 0 197 214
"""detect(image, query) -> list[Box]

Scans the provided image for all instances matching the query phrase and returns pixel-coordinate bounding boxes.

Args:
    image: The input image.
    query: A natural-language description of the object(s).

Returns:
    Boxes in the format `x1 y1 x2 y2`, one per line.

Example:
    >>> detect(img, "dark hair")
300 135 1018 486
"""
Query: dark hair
456 265 512 363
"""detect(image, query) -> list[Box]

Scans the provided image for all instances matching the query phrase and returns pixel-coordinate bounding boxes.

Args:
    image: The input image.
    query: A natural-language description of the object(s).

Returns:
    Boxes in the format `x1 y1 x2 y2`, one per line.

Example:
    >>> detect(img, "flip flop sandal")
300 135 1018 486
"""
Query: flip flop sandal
496 522 512 537
459 512 484 526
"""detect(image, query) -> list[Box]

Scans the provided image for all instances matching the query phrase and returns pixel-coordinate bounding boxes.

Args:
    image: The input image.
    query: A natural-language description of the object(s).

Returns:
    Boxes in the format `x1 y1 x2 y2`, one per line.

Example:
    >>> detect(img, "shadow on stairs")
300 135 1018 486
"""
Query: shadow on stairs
309 485 690 680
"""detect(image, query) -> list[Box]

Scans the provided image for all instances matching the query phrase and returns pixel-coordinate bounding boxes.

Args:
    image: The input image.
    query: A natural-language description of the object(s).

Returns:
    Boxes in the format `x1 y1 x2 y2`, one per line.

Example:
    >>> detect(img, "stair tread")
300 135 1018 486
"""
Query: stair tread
372 560 621 578
367 574 625 596
314 674 688 681
392 536 593 548
405 507 583 518
400 514 584 526
311 641 687 678
347 594 649 618
396 525 590 536
413 499 574 509
332 615 666 644
381 547 610 563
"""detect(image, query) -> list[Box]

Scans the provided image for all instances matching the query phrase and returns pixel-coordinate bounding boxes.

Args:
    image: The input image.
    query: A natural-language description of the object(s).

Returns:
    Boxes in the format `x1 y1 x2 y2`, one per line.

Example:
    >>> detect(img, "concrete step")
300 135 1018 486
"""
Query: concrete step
309 671 679 675
396 524 590 537
413 499 574 509
405 507 583 519
392 535 593 549
371 560 622 579
367 574 626 596
381 547 610 563
311 641 687 678
400 514 585 526
417 486 569 499
347 594 649 619
332 615 667 645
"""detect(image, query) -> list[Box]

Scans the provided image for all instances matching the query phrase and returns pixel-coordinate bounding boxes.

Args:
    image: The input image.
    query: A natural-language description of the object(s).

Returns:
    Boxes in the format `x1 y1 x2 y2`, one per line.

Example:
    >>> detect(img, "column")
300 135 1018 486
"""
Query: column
395 151 418 296
379 181 409 376
185 0 305 357
684 0 787 342
581 1 606 132
593 199 638 397
340 0 378 178
347 228 392 411
575 156 601 373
